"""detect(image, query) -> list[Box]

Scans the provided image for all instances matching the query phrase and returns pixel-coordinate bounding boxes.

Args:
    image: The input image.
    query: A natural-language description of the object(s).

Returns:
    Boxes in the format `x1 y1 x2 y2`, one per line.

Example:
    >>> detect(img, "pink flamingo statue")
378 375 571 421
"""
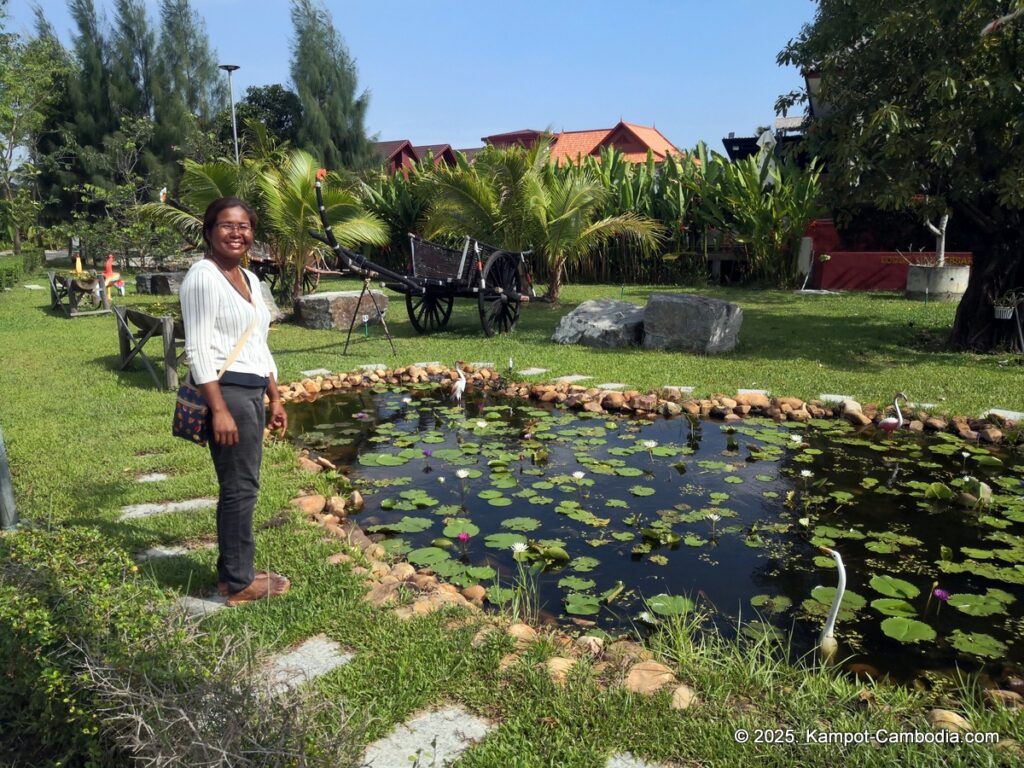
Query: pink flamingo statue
877 392 908 434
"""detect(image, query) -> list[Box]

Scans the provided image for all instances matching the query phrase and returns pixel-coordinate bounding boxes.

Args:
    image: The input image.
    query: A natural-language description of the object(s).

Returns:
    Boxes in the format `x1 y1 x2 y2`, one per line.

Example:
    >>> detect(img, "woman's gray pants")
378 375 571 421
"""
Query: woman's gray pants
208 384 265 593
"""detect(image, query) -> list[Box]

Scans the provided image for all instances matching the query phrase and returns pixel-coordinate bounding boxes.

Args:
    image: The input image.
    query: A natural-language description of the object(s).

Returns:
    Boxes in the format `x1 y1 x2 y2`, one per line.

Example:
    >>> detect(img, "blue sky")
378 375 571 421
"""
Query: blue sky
10 0 817 151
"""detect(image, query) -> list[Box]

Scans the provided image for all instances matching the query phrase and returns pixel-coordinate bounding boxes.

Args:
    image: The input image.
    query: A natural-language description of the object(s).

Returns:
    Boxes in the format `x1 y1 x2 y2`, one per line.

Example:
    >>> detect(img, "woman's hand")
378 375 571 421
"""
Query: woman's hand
211 407 240 446
268 400 288 435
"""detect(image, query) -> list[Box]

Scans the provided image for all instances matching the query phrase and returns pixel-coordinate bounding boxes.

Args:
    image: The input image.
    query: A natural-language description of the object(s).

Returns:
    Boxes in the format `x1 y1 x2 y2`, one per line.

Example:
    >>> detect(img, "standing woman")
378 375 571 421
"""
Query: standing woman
180 197 290 606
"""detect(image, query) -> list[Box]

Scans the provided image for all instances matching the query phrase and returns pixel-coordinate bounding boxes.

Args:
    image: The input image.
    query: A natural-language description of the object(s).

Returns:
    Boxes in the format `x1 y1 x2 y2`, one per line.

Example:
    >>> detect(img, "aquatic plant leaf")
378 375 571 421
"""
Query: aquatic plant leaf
811 586 866 612
570 556 600 572
559 576 596 591
488 497 513 507
466 565 496 580
648 593 694 616
407 546 451 566
947 593 1005 617
442 519 480 537
865 541 899 554
869 575 921 599
880 617 935 643
615 467 645 477
564 592 601 615
366 516 433 534
483 532 527 549
750 594 792 614
629 485 656 497
948 630 1007 659
870 598 916 617
501 516 541 531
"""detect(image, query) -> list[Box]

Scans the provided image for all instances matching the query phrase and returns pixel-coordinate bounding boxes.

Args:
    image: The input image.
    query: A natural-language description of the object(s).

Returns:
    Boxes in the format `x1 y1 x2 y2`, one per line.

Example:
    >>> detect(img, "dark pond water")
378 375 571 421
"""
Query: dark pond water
289 386 1024 683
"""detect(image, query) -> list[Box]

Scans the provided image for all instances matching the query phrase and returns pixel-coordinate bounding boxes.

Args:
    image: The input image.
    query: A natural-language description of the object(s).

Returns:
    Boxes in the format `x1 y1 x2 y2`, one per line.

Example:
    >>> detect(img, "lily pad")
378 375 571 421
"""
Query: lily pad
564 592 600 615
946 593 1006 617
870 598 917 617
442 519 480 537
869 575 920 600
948 630 1007 659
407 546 451 567
501 516 541 532
647 593 694 616
880 617 936 644
750 594 792 614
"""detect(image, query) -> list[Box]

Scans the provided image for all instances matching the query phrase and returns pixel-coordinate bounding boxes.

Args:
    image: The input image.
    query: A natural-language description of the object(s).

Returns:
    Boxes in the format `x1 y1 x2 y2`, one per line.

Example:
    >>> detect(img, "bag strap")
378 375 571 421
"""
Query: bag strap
216 314 259 380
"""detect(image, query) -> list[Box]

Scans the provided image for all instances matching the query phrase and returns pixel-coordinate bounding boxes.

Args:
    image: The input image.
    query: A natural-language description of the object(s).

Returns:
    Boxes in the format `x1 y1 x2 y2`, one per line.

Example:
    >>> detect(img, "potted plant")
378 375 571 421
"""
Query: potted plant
988 288 1020 320
904 210 971 302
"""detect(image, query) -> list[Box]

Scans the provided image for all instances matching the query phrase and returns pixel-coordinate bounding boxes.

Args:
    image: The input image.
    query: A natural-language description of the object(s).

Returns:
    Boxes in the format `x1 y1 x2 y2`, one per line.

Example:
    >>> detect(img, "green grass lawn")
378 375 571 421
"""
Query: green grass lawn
1 276 1022 767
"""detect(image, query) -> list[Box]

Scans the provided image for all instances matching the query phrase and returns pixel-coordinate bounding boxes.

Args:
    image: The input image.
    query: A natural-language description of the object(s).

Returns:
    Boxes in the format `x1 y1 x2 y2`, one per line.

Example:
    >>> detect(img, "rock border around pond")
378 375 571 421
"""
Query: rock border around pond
273 364 1020 445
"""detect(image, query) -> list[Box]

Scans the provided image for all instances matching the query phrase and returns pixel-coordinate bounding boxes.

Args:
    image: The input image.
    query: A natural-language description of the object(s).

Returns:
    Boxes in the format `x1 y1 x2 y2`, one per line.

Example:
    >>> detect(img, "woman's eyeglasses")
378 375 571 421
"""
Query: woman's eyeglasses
216 223 252 233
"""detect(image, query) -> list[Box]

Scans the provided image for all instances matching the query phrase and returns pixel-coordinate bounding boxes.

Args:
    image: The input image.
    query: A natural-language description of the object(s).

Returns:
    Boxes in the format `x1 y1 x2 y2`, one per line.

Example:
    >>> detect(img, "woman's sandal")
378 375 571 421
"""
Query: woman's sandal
217 571 275 596
225 572 291 606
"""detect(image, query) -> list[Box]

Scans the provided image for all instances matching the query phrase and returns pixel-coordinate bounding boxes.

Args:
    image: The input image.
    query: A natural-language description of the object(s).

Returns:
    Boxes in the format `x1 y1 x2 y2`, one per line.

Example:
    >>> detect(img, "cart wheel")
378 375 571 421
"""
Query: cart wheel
302 268 321 295
478 251 522 337
406 291 454 334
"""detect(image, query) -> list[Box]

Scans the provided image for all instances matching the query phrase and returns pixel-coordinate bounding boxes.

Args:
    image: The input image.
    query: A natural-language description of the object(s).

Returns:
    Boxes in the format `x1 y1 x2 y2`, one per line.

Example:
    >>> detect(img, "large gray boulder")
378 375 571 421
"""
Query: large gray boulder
259 281 285 323
294 290 389 330
642 293 742 354
552 299 644 348
136 272 188 295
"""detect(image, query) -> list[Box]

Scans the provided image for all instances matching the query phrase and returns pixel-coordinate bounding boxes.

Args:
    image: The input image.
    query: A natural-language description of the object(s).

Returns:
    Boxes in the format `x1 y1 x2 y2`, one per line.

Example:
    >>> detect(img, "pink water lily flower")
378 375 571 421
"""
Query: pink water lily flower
458 532 471 543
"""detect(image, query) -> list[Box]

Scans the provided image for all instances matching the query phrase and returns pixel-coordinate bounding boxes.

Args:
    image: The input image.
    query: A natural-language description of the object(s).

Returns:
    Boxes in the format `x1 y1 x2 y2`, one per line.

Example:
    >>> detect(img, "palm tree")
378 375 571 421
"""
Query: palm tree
258 149 388 300
425 142 662 303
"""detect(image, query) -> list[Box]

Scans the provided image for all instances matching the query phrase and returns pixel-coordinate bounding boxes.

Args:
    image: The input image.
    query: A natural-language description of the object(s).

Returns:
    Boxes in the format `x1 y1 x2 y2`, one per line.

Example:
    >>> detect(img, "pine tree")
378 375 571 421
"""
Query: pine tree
155 0 225 122
109 0 157 118
289 0 372 170
67 0 116 184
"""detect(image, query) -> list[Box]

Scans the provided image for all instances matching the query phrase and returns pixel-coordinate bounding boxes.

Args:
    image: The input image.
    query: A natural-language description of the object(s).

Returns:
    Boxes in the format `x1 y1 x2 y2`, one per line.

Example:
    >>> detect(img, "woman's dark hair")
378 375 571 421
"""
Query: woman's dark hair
202 197 258 254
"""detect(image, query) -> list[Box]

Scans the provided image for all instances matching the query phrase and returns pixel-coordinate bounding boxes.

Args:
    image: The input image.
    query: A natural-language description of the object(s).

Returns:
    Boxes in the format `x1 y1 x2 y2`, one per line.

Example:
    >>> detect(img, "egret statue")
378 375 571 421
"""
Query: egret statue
877 392 908 434
818 546 846 664
451 362 467 404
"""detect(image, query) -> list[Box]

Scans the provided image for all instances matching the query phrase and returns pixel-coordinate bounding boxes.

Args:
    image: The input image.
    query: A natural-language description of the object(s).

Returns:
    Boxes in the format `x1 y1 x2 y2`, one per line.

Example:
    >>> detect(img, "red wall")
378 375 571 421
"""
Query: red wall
805 219 972 291
810 251 973 291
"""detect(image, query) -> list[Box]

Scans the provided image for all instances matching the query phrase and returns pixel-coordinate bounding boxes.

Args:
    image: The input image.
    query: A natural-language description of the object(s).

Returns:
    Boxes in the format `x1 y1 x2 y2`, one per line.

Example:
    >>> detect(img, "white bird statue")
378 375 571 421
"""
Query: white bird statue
451 362 467 404
818 546 846 664
981 7 1024 37
877 392 907 434
159 186 168 204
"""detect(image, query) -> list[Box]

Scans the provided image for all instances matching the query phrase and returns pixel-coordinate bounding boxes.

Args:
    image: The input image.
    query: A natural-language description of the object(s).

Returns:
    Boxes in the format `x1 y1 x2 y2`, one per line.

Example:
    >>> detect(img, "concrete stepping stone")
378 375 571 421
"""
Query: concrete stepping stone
362 705 493 767
595 383 626 390
136 544 191 561
356 363 388 371
985 407 1024 422
909 401 938 410
469 361 495 369
119 497 217 521
301 368 332 377
413 361 440 367
136 472 169 483
518 367 548 376
555 374 592 384
176 593 227 618
606 753 672 768
662 385 695 395
737 388 769 396
23 284 45 290
819 393 855 403
265 635 353 693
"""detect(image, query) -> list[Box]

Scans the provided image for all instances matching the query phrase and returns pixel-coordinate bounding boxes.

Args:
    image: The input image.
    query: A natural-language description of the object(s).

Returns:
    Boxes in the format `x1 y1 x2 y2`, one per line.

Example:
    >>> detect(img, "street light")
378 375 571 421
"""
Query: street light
219 64 240 163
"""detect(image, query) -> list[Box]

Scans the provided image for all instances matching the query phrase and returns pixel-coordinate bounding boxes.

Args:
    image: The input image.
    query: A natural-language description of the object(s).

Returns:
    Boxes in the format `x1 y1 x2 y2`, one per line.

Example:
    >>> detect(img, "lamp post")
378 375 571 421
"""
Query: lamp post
219 64 240 164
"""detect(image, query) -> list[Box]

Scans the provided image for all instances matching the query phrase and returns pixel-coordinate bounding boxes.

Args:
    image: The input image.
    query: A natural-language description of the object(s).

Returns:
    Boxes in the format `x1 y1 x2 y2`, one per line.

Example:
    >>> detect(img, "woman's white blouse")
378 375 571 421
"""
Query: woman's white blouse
180 259 278 385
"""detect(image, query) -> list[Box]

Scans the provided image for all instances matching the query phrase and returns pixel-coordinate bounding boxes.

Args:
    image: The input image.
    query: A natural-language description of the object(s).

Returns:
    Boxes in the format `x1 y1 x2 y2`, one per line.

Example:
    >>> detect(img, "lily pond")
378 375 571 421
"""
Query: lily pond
290 386 1024 683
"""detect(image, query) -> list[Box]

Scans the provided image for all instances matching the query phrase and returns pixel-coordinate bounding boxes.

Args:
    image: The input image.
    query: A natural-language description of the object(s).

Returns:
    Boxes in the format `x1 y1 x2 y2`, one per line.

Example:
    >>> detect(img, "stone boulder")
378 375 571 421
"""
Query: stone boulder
259 281 285 323
642 293 742 354
551 299 644 348
294 290 389 330
137 271 188 295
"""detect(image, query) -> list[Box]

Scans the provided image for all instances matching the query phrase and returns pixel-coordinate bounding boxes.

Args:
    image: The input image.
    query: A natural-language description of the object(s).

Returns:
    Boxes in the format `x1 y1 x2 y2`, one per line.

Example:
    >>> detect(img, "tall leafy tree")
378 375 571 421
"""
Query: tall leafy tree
109 0 157 118
66 0 116 185
0 13 68 252
289 0 372 170
778 0 1024 351
232 84 303 149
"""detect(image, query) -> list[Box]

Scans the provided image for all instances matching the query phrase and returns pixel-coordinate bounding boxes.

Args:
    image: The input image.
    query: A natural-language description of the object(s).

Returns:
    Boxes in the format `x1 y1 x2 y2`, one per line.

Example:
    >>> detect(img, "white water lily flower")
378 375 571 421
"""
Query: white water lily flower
641 440 657 449
706 512 721 523
437 476 446 484
511 542 528 553
456 469 470 479
638 611 655 623
572 471 586 480
800 469 813 478
401 397 412 404
476 420 488 429
790 434 802 443
961 451 970 459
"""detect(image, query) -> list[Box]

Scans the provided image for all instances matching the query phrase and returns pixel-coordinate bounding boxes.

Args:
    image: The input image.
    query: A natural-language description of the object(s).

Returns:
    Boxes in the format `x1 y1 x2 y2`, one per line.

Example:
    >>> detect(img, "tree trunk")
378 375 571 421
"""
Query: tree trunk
950 232 1023 352
546 257 565 304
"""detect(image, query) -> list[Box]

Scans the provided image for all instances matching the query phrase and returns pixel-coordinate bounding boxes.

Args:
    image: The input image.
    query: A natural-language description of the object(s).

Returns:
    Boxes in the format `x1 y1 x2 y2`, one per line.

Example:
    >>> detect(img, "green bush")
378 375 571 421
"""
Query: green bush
0 526 169 766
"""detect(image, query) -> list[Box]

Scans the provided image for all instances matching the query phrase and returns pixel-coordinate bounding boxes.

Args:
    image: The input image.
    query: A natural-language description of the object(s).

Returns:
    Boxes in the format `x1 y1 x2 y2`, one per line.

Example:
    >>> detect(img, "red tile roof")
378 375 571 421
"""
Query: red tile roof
549 129 611 164
543 121 682 165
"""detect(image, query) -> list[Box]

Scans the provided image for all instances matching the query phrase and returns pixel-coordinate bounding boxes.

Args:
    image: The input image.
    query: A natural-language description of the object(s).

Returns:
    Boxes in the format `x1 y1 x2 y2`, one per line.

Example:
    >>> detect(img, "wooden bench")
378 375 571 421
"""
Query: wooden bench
114 307 186 390
47 270 112 317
